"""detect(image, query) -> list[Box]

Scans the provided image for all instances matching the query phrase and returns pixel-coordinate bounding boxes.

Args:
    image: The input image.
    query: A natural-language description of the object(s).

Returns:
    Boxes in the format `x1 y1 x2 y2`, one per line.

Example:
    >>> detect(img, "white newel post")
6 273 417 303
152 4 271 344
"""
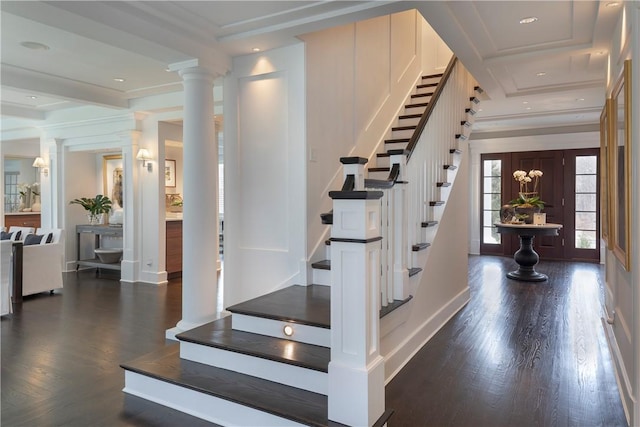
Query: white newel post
328 177 385 426
167 63 220 337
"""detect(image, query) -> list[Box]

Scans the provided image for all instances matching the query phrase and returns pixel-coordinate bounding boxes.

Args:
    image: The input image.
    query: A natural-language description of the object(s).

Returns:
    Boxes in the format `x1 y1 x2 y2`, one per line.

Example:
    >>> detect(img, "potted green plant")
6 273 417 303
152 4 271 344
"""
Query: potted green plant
70 195 113 225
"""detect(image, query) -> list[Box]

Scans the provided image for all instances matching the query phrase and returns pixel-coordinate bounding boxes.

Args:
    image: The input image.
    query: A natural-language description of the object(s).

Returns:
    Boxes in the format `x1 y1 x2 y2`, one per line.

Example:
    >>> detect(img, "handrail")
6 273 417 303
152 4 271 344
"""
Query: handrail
365 163 400 189
405 56 458 161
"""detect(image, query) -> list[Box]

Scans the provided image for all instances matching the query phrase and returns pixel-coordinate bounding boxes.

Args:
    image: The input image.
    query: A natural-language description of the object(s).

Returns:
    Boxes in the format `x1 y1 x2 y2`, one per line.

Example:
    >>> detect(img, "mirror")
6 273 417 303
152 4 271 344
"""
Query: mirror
3 156 40 212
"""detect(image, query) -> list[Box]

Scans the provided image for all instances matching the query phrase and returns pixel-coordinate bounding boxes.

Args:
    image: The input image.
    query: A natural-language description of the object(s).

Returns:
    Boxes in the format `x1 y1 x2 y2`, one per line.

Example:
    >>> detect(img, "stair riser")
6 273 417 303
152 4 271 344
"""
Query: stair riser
422 76 441 85
124 371 306 427
312 268 331 286
376 156 390 168
404 105 427 115
397 116 420 127
391 129 414 139
233 313 331 347
368 169 391 180
180 342 328 395
384 141 408 151
412 247 430 269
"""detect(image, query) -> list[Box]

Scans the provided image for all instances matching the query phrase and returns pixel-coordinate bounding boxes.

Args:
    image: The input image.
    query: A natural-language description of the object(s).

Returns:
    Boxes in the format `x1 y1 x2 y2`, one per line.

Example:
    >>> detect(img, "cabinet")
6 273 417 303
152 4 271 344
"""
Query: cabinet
76 225 123 272
5 213 41 229
166 220 182 278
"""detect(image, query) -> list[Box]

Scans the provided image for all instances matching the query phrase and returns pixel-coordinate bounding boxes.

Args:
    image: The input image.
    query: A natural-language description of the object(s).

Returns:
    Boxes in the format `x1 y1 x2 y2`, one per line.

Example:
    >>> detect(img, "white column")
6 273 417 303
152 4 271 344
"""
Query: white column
119 131 141 284
168 65 219 336
328 190 385 426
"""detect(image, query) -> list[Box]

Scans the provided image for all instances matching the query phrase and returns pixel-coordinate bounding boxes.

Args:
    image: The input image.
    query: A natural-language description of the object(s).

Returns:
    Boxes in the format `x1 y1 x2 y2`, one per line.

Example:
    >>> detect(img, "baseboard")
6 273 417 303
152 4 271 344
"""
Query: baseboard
383 286 470 383
601 317 632 425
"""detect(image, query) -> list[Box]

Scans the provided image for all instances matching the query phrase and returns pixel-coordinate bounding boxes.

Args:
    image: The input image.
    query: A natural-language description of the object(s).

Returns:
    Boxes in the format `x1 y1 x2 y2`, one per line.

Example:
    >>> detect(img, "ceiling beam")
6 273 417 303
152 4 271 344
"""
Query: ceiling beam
2 65 128 109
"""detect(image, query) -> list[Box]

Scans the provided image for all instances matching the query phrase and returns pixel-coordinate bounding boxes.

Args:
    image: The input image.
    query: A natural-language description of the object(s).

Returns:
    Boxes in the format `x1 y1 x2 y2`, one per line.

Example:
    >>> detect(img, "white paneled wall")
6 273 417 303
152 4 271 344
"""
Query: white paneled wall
223 44 306 307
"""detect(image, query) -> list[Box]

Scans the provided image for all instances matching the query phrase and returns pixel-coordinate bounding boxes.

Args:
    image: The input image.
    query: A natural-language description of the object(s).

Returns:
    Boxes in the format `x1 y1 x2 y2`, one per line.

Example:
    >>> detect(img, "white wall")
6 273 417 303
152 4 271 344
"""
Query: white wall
603 3 639 425
301 10 451 269
223 43 306 306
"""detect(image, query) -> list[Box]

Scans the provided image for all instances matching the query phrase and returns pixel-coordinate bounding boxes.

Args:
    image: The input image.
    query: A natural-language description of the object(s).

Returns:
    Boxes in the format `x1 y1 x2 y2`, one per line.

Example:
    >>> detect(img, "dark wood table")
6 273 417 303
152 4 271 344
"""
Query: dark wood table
494 223 563 282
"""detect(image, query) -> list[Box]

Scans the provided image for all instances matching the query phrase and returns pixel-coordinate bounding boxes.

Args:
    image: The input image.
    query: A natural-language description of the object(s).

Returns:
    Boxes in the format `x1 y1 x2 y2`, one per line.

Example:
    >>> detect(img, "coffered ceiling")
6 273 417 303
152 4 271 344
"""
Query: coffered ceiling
0 1 623 139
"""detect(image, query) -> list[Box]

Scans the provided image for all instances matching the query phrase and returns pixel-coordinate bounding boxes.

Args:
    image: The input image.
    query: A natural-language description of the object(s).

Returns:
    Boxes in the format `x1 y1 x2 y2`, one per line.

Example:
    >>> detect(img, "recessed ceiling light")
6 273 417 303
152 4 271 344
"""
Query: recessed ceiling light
522 101 529 104
519 16 538 24
536 72 546 77
26 95 38 100
577 98 585 101
113 77 126 82
606 2 620 7
20 41 50 51
525 107 532 110
252 47 261 52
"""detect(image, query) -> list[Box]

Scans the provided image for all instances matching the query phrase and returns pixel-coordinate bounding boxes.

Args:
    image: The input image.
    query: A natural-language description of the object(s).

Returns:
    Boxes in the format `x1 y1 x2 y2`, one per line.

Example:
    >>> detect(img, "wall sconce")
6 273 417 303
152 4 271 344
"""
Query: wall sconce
32 157 49 177
136 148 153 172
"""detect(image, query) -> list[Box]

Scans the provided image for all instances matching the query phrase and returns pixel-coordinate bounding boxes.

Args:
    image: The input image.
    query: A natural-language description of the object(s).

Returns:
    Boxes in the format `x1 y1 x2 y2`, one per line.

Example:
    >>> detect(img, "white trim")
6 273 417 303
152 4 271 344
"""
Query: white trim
180 341 328 395
602 318 633 425
383 286 470 383
232 313 330 347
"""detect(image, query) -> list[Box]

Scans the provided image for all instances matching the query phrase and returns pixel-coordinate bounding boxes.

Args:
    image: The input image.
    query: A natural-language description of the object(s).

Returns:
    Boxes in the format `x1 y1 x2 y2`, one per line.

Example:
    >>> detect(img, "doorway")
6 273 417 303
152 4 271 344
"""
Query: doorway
480 148 600 262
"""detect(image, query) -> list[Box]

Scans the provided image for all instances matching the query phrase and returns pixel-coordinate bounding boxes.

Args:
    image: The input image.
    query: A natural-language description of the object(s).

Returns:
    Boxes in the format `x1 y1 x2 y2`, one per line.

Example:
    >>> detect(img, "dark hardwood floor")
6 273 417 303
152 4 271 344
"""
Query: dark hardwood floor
1 256 627 426
386 255 627 427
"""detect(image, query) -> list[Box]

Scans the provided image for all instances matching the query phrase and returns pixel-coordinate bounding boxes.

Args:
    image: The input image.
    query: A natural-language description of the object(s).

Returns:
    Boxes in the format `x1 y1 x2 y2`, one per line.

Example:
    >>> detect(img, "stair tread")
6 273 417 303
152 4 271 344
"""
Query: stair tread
443 164 458 170
430 201 445 206
412 243 431 251
399 113 422 119
417 82 438 89
437 182 452 187
311 259 331 270
392 125 417 131
421 221 439 227
408 267 422 277
121 344 338 427
176 316 330 372
422 73 443 79
385 138 410 143
227 284 331 329
380 295 413 318
405 102 429 108
369 167 390 172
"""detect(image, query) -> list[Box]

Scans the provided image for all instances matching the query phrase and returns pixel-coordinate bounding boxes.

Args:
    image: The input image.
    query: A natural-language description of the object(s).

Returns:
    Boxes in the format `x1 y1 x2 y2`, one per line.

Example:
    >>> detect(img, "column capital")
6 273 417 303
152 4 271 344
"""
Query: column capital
168 59 223 82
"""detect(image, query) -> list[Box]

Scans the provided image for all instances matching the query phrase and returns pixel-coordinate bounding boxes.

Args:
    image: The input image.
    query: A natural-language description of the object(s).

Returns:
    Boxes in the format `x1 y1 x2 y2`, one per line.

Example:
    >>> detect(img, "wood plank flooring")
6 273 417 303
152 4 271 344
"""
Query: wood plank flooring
1 257 627 426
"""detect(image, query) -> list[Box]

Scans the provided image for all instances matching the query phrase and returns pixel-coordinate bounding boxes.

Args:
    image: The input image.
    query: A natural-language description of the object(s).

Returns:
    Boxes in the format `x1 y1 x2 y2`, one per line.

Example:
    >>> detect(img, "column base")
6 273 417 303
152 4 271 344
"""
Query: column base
328 356 385 426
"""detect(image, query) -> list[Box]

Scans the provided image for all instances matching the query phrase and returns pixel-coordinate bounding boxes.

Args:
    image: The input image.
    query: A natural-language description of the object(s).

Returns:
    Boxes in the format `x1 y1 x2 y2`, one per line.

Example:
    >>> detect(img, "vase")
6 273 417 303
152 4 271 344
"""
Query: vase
32 195 41 212
500 205 516 223
515 206 541 224
87 213 103 225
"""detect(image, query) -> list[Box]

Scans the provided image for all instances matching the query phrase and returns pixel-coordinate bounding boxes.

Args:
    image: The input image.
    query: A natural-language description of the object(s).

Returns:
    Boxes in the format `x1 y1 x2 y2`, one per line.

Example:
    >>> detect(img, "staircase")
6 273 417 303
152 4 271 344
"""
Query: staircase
122 57 480 426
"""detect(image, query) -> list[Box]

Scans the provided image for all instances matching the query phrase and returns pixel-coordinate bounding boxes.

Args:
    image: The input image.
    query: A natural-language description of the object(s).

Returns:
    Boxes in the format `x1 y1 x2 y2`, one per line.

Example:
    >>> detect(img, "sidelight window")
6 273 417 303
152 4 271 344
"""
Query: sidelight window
482 159 502 244
574 156 597 249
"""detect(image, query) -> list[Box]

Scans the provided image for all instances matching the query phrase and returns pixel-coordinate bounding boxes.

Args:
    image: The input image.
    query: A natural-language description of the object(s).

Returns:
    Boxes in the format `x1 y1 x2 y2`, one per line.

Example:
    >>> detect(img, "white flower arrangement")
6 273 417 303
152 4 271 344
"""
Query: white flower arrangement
510 169 545 208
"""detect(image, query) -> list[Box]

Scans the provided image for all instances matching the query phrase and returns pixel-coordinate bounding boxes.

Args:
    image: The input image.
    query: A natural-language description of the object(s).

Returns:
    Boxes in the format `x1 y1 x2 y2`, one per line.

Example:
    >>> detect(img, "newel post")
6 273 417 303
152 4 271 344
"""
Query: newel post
328 184 385 426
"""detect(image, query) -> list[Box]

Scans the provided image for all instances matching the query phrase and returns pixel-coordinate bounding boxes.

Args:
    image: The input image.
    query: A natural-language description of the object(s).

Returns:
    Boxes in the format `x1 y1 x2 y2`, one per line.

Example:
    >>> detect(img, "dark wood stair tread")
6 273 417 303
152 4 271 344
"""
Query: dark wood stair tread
422 73 443 79
450 148 462 154
408 267 422 277
176 316 330 372
412 243 431 252
311 260 331 270
411 92 433 98
437 182 452 187
380 295 413 318
392 125 417 131
430 201 445 206
443 164 458 170
455 133 467 140
121 344 336 427
399 113 422 119
405 102 429 108
417 82 438 89
421 220 439 228
227 284 330 329
385 138 410 144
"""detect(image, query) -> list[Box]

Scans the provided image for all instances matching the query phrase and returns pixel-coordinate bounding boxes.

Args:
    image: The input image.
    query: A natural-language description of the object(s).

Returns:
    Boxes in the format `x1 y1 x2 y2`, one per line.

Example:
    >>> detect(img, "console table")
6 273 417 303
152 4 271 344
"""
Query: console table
76 225 123 272
494 223 563 282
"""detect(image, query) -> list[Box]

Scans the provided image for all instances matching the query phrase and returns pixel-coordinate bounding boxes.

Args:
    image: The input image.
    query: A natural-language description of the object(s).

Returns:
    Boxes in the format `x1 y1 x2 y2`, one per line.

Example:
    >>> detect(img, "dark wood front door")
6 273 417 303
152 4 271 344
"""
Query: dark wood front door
480 148 600 262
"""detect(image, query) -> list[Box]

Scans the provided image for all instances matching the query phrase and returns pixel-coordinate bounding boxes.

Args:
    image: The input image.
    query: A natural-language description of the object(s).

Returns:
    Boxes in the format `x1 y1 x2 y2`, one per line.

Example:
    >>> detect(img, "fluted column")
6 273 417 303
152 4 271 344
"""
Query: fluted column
168 65 219 336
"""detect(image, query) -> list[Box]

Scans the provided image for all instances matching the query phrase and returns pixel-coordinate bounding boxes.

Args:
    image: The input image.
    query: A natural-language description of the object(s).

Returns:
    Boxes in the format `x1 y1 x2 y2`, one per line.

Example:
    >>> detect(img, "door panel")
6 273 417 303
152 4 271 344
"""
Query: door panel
510 151 564 260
